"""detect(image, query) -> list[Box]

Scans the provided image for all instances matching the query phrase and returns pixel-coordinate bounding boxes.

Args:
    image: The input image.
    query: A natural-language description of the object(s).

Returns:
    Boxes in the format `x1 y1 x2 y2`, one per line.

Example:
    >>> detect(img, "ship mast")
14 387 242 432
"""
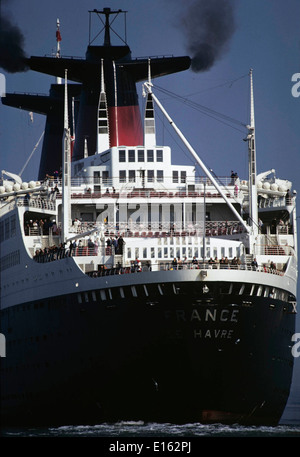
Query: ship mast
247 69 258 236
61 69 71 243
56 18 62 84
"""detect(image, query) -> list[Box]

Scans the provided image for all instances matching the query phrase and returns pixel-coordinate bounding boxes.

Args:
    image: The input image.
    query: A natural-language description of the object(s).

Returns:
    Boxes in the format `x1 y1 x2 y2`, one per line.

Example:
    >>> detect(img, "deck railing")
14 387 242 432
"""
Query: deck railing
24 220 246 238
85 261 285 277
32 245 286 278
255 244 294 256
67 220 246 237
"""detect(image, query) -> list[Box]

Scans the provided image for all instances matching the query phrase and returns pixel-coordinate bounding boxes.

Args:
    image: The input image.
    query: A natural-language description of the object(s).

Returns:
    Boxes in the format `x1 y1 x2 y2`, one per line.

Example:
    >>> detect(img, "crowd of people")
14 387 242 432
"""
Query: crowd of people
170 255 243 270
33 243 68 262
105 235 125 255
24 218 59 236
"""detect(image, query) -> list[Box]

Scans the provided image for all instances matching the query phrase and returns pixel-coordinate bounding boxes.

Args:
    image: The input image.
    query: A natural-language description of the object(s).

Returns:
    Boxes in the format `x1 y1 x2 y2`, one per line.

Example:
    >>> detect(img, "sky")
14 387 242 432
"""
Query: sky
0 0 299 423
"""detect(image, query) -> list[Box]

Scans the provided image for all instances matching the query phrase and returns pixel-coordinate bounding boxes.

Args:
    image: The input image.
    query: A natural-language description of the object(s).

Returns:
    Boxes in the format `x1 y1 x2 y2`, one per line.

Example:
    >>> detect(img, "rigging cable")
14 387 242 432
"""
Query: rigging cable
19 130 45 177
153 79 248 134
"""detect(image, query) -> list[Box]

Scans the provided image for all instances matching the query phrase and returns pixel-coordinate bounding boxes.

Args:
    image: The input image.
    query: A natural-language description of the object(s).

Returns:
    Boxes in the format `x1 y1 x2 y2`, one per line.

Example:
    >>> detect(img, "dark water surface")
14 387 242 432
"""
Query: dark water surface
2 422 300 438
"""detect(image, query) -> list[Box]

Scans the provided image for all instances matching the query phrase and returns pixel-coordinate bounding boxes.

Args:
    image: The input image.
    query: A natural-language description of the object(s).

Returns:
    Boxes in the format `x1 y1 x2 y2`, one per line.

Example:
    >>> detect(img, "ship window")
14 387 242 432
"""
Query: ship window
135 248 139 259
138 149 144 162
129 170 136 182
164 247 168 258
119 170 126 183
92 291 97 301
143 285 149 296
119 150 126 162
102 171 109 184
170 247 174 258
264 287 269 297
84 292 89 303
239 284 245 295
172 171 178 183
120 287 125 298
147 170 154 183
128 149 135 162
158 247 162 258
108 289 112 300
157 170 164 182
158 284 163 295
100 290 106 300
151 247 155 258
147 150 154 162
131 286 137 297
143 248 147 258
173 284 179 294
250 284 257 296
282 291 288 302
257 285 263 296
181 171 186 183
156 150 163 162
94 171 101 184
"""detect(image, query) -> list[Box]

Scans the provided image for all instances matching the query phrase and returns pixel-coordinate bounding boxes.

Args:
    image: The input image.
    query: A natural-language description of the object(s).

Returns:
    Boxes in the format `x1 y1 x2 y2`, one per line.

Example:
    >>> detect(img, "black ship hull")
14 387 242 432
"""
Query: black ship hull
0 280 295 426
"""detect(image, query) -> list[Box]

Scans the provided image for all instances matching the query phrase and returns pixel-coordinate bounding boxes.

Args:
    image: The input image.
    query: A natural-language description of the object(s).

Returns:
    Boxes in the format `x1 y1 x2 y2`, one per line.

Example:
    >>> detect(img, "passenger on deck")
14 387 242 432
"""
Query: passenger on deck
172 258 178 270
251 258 258 271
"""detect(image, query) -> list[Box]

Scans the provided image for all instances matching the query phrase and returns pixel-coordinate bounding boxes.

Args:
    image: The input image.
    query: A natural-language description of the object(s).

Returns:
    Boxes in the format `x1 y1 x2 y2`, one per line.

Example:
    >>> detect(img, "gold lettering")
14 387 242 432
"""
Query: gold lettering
190 309 201 321
205 309 217 321
220 309 229 321
231 309 239 322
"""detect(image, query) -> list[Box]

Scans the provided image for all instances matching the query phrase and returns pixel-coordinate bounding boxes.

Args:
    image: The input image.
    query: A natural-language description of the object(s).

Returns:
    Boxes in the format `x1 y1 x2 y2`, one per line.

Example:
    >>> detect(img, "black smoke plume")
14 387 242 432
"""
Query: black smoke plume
180 0 236 72
0 2 28 72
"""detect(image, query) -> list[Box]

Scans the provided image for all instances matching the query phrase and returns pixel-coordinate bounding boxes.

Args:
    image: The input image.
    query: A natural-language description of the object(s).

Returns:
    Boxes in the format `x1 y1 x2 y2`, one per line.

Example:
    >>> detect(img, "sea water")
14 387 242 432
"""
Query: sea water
1 397 299 443
2 422 300 438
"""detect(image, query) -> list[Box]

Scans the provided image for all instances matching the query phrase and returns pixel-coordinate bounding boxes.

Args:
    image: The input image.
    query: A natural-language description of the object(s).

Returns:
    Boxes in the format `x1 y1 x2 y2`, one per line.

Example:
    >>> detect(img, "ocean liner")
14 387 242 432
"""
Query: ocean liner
0 8 297 426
